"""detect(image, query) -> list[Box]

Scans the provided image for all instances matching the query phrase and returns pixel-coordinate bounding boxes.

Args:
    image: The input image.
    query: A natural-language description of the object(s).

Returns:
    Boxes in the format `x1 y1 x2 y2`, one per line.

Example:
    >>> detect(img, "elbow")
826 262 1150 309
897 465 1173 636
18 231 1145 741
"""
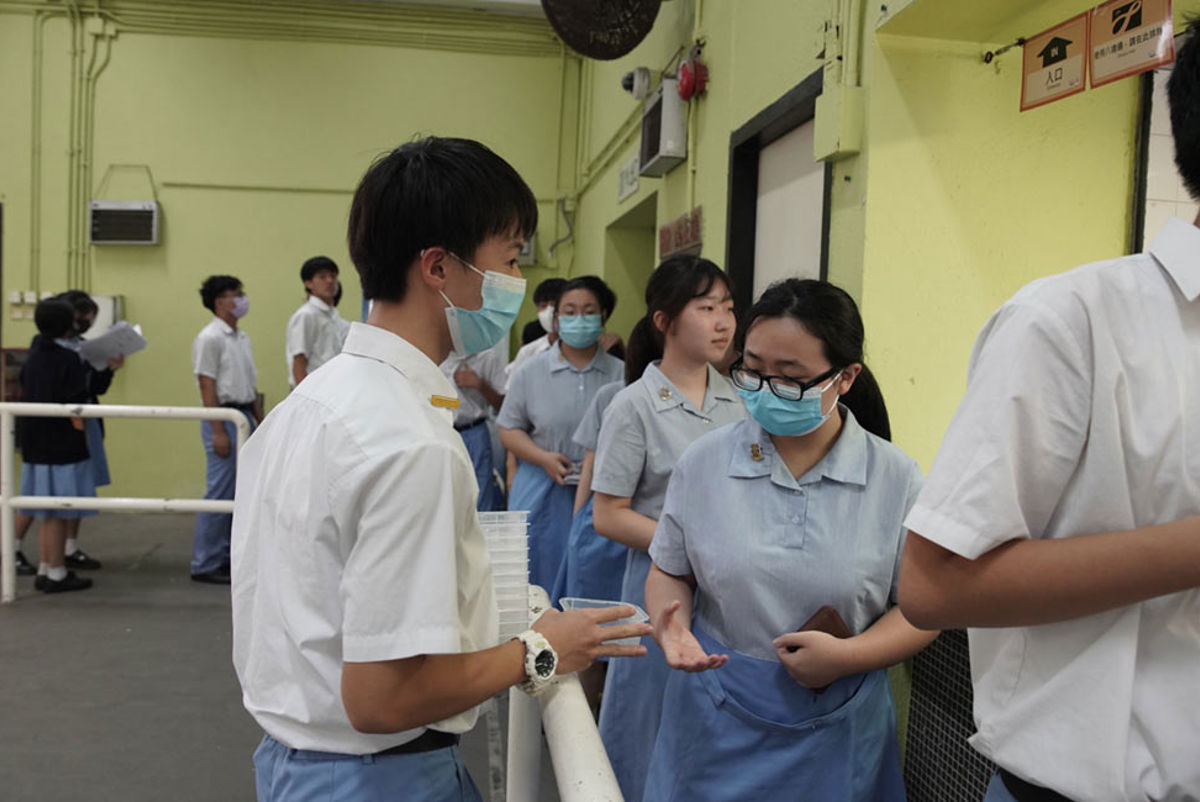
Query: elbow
343 700 419 735
897 534 963 631
897 586 950 632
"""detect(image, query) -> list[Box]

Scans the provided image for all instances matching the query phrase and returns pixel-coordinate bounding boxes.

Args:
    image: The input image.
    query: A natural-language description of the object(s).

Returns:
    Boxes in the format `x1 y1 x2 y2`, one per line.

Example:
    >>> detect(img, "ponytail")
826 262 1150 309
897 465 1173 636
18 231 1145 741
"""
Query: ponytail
841 364 891 441
624 315 662 384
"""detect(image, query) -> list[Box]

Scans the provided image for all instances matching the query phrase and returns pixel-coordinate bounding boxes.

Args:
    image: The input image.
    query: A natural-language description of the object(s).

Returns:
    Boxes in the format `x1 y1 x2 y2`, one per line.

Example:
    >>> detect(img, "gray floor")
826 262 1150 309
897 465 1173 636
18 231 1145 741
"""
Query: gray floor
0 514 558 801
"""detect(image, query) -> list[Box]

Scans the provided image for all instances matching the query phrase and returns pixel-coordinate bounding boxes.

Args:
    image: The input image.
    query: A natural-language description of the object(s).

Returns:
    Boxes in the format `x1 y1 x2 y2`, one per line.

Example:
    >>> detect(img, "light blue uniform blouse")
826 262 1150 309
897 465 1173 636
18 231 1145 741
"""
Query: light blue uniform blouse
497 342 624 463
591 362 746 518
649 411 923 661
573 381 623 452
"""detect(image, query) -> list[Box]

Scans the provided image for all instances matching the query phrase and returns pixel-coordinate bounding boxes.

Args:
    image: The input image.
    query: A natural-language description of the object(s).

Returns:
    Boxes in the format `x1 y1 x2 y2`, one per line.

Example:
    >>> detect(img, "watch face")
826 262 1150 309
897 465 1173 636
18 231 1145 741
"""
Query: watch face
534 649 556 678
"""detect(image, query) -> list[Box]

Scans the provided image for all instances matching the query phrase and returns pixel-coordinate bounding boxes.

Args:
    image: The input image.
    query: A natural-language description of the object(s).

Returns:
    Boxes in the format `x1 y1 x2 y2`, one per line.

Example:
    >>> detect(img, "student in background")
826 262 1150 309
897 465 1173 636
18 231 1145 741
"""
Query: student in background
13 290 119 575
18 298 118 594
499 276 623 591
591 255 746 802
286 256 349 388
644 279 934 800
505 277 565 384
191 275 260 585
899 28 1200 802
439 338 508 511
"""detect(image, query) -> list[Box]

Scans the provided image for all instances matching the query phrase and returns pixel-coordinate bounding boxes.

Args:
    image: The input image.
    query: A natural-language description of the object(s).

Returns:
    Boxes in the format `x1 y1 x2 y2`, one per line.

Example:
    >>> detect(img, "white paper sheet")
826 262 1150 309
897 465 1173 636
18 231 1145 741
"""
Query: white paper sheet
78 321 147 370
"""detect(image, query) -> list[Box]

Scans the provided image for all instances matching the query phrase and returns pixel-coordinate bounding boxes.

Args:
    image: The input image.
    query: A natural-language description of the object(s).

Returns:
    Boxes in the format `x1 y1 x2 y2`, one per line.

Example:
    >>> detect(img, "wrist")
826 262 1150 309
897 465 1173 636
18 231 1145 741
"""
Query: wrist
515 629 558 696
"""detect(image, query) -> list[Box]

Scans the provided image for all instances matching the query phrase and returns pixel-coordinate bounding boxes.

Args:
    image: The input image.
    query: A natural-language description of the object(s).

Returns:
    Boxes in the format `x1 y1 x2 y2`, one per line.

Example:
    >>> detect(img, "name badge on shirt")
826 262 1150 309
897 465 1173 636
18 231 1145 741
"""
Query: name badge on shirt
430 394 460 410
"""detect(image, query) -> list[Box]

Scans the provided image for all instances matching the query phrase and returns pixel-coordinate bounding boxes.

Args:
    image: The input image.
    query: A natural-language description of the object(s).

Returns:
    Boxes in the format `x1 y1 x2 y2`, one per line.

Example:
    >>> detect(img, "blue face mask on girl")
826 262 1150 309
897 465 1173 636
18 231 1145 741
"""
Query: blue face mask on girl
435 251 527 355
736 371 842 437
557 314 604 348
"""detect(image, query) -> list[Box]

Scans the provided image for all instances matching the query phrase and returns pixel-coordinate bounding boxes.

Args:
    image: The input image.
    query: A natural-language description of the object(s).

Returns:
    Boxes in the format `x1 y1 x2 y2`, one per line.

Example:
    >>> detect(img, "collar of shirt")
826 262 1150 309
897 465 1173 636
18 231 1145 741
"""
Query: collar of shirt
212 317 239 337
644 362 737 417
341 322 459 418
727 407 869 489
548 340 609 374
306 296 335 315
1149 217 1200 302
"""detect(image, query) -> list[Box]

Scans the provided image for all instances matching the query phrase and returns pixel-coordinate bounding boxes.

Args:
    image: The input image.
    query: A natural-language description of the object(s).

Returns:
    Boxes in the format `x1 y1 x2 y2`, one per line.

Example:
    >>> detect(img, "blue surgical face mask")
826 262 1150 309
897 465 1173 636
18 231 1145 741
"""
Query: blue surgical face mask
437 252 526 355
737 372 841 437
557 314 604 349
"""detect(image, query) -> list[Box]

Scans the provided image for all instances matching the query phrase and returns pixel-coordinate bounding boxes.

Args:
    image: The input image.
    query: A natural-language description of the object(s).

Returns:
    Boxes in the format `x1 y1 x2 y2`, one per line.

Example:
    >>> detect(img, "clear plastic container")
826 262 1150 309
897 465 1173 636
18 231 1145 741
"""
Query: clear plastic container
479 511 529 524
558 598 649 646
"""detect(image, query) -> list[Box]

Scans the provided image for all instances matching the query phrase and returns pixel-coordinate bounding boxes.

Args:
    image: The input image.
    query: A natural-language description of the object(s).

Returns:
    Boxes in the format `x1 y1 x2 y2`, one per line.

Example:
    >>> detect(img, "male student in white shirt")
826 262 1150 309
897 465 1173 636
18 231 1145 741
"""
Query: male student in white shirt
231 136 650 802
899 26 1200 802
286 255 349 388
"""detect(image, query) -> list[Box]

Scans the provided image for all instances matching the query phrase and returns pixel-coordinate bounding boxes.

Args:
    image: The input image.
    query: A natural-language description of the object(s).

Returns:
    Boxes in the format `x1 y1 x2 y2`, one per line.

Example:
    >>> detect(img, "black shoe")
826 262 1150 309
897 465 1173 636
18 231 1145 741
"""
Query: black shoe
34 575 47 591
41 571 93 594
190 566 231 585
64 549 102 570
15 550 36 576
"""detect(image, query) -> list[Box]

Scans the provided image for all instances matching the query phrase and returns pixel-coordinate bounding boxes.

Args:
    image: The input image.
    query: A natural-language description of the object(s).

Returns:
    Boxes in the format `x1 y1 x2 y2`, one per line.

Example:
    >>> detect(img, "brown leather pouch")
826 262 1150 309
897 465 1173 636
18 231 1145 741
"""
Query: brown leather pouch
789 605 853 693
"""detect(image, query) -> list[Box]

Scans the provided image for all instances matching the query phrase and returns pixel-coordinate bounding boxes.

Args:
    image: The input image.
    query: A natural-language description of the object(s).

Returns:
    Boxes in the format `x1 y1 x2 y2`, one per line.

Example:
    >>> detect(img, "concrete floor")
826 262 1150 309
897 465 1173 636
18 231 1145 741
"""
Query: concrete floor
0 514 558 801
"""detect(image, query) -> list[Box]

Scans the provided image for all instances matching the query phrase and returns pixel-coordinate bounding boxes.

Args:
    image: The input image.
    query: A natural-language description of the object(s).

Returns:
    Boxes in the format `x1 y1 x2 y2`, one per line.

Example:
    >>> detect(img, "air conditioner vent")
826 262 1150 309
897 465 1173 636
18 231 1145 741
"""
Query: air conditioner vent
89 201 159 245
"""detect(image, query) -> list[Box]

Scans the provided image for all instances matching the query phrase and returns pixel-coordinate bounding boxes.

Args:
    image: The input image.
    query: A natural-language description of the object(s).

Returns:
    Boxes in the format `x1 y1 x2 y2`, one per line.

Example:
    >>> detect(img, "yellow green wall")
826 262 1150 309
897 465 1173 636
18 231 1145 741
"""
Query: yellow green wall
1 2 566 497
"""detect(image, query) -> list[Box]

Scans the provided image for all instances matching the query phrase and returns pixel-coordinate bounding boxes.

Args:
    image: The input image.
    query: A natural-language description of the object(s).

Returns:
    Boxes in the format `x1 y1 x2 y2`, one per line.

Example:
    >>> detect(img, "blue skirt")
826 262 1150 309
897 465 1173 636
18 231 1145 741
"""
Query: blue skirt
597 548 670 802
508 459 575 592
551 495 627 604
644 625 906 801
85 418 111 488
20 460 98 519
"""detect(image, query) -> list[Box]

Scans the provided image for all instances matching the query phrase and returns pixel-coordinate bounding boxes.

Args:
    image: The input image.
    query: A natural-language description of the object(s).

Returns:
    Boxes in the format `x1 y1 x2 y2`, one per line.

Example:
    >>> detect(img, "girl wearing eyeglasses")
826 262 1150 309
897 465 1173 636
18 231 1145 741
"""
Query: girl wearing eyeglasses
590 255 748 801
642 278 937 800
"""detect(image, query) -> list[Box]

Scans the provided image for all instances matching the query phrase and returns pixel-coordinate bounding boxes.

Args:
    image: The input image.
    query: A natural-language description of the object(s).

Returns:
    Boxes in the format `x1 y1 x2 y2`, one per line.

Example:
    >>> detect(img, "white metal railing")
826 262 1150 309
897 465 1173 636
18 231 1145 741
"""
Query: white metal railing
1 402 252 603
507 585 624 802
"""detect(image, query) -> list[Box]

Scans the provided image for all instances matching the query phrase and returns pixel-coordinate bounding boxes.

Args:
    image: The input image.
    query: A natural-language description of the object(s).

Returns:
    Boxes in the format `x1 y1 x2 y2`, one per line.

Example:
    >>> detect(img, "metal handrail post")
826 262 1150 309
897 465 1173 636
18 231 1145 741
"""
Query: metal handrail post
2 411 15 603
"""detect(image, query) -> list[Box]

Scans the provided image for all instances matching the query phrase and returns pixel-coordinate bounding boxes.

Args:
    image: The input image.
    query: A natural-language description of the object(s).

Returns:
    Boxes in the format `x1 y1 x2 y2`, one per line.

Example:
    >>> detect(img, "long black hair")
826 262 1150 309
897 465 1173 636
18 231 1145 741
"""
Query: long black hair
624 254 732 385
736 278 891 441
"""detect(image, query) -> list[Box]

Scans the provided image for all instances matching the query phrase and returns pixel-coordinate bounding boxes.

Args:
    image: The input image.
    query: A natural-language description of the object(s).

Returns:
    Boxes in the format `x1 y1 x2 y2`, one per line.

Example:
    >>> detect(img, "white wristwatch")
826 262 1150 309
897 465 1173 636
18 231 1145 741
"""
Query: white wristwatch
516 630 558 696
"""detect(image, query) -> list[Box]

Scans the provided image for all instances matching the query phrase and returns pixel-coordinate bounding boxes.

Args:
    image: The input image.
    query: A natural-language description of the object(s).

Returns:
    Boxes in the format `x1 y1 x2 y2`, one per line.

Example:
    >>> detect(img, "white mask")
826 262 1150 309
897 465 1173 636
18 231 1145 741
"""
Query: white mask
537 305 556 334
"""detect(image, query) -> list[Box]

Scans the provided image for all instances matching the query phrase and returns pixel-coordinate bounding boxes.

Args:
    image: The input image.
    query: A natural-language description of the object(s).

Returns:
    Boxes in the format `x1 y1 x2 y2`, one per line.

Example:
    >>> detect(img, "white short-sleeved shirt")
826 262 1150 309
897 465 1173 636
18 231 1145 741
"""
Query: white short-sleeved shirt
285 296 348 387
592 362 747 520
651 413 922 660
503 334 551 391
192 317 257 405
904 218 1200 801
231 322 498 754
497 342 624 463
439 341 509 429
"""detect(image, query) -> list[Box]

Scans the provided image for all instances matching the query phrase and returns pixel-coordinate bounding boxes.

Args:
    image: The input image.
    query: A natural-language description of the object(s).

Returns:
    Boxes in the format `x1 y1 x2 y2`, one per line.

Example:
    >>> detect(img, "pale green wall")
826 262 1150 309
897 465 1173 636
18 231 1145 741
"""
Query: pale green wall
1 6 565 497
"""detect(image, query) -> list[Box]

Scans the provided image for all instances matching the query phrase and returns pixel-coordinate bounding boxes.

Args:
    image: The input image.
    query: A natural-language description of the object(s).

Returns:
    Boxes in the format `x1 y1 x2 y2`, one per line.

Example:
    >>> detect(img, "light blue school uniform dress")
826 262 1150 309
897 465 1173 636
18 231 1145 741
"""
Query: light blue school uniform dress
590 362 746 802
644 412 923 801
550 380 626 604
497 342 623 590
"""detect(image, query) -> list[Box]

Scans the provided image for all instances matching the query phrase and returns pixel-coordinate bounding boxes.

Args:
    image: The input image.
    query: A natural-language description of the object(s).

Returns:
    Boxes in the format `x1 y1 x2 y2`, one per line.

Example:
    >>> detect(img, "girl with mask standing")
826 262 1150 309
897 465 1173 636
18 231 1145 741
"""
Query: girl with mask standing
591 255 746 802
498 276 623 592
643 279 936 800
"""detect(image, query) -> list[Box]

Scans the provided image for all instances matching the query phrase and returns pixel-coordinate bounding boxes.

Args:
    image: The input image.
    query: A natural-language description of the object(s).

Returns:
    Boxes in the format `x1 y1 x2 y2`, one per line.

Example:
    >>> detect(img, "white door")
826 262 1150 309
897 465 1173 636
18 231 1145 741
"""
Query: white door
753 120 826 299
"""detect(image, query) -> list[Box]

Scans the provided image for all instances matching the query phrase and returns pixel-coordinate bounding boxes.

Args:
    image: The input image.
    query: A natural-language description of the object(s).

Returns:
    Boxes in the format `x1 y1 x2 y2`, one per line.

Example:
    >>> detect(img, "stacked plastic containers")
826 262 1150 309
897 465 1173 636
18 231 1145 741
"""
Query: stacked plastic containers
478 510 531 641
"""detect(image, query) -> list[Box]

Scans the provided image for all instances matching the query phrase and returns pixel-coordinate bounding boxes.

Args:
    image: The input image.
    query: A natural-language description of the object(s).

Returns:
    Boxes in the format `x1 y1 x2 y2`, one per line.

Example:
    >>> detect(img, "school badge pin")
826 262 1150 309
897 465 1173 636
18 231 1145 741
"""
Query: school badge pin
658 386 672 401
750 443 764 462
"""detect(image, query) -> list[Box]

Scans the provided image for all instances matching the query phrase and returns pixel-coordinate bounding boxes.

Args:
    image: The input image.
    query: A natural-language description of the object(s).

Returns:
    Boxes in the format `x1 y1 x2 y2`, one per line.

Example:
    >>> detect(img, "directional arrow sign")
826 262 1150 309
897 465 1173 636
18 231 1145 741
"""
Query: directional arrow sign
1023 14 1090 111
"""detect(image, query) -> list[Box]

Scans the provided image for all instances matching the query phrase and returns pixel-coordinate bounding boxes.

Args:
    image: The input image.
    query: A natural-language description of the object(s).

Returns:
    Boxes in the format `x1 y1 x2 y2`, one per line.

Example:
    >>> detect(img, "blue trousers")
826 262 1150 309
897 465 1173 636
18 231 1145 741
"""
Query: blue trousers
253 734 481 802
457 421 504 512
191 416 252 575
983 772 1021 802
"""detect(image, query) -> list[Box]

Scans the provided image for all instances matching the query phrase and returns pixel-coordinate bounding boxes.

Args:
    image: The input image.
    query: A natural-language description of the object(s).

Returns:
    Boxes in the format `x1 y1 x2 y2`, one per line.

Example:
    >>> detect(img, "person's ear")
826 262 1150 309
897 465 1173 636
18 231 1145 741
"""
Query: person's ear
416 248 449 292
837 363 863 394
652 309 670 336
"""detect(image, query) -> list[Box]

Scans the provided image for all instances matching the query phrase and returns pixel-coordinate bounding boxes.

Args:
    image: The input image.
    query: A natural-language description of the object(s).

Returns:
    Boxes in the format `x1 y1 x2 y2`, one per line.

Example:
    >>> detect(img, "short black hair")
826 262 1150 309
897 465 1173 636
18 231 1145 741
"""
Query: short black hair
57 289 99 317
559 275 617 319
200 275 243 312
301 256 339 283
347 137 538 303
533 277 568 306
35 298 75 339
1169 19 1200 199
521 319 546 345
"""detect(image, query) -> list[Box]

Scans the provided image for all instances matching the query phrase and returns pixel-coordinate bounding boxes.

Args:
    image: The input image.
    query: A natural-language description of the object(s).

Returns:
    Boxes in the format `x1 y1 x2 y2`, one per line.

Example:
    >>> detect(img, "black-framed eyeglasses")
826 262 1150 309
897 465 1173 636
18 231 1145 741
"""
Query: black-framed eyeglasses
729 358 840 401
